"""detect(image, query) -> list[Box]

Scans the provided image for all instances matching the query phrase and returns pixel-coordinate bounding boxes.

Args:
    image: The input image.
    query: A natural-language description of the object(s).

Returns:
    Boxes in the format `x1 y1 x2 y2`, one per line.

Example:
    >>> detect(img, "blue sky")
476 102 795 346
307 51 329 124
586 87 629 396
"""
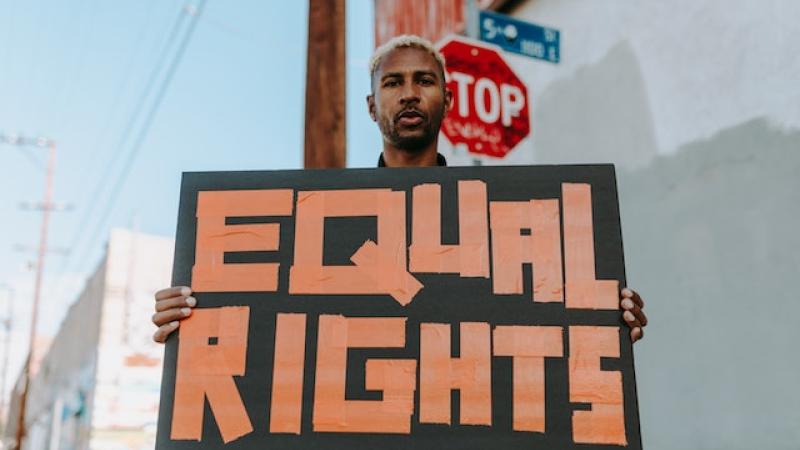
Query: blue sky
0 0 380 362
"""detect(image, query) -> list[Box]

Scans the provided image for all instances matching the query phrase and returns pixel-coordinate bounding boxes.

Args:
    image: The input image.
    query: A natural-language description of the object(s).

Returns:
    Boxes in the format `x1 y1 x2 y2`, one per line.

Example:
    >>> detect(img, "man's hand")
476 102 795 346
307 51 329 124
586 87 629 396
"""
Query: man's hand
620 288 647 343
150 286 646 343
152 286 195 343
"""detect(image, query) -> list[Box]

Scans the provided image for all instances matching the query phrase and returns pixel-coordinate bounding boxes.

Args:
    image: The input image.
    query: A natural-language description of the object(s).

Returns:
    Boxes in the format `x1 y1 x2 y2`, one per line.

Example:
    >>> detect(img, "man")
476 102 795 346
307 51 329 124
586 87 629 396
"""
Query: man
152 35 647 343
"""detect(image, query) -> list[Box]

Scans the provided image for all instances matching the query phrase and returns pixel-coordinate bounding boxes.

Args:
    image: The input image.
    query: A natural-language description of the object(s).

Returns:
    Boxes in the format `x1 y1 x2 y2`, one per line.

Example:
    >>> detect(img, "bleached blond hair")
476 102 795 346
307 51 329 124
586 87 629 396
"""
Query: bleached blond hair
369 35 447 91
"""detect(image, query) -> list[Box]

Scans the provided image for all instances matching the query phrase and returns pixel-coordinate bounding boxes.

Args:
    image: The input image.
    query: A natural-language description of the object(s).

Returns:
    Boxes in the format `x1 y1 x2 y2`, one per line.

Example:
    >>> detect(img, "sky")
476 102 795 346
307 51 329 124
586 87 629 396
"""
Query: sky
0 0 381 396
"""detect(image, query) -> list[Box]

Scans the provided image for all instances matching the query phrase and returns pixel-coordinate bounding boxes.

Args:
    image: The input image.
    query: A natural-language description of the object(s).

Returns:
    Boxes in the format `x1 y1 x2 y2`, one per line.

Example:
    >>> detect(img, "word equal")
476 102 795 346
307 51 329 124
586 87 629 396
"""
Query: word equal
192 181 618 308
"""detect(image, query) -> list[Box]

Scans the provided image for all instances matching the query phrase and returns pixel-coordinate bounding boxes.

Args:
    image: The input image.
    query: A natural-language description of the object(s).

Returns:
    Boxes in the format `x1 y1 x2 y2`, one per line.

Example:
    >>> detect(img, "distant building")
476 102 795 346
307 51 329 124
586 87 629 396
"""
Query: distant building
5 229 173 450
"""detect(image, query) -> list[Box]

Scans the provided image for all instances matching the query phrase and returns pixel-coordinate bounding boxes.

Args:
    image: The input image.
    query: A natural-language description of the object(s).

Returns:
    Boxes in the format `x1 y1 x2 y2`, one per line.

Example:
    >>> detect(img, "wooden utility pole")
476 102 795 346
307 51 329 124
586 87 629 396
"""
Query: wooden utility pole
304 0 346 168
0 135 57 450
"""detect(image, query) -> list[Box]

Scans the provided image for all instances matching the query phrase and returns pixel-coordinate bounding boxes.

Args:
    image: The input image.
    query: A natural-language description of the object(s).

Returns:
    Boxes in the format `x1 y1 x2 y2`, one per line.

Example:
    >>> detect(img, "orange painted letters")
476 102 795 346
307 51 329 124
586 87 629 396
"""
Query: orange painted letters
171 307 252 443
490 199 563 302
313 315 416 433
419 322 492 425
569 326 627 445
192 189 293 292
493 326 563 432
269 313 307 434
289 190 422 305
409 180 489 277
562 183 619 309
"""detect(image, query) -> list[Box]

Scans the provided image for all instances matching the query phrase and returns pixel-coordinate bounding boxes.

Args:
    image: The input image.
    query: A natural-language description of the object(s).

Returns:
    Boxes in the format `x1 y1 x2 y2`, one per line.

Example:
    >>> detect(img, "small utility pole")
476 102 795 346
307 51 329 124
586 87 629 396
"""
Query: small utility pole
0 284 13 438
0 134 57 450
304 0 346 168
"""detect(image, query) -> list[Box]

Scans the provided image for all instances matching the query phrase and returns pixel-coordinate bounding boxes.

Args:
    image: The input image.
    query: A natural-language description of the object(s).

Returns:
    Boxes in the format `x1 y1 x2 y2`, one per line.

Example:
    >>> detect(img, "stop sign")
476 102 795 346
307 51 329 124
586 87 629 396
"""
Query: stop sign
438 36 530 158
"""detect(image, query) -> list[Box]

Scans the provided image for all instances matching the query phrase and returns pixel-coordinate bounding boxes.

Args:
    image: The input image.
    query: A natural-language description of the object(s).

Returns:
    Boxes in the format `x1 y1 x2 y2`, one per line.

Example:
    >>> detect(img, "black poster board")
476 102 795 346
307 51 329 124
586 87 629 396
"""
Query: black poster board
156 165 642 449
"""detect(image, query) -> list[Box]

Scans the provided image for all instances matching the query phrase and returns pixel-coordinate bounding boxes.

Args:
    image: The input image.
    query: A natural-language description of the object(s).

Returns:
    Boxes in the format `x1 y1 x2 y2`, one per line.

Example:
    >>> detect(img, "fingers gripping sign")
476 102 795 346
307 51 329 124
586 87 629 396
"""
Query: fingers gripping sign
152 286 195 343
620 288 647 342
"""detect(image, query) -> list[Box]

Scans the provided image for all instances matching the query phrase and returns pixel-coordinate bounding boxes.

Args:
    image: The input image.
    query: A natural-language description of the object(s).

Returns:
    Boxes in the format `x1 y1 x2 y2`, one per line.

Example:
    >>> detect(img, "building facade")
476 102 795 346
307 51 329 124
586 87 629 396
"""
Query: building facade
5 229 173 450
375 1 800 449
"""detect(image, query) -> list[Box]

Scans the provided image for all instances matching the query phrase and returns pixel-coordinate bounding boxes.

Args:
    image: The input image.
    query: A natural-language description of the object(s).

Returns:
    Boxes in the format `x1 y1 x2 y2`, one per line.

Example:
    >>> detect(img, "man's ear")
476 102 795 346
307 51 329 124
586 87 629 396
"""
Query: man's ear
366 94 377 122
444 87 454 115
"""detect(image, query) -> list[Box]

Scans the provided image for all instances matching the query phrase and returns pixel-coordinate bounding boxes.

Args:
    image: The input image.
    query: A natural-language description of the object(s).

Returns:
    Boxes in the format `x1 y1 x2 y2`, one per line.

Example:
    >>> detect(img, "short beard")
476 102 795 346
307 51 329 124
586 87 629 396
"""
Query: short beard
379 107 445 153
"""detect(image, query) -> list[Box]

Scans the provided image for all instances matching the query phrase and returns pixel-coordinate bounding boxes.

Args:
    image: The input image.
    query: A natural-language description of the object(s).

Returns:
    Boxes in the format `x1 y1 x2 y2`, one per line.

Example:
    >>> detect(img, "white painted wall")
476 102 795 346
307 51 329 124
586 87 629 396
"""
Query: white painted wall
440 1 800 448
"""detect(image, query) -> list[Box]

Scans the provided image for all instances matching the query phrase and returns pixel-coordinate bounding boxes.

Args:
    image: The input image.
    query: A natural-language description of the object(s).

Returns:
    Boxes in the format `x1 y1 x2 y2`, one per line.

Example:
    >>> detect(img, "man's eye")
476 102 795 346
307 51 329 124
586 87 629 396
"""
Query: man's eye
420 78 434 86
384 80 399 87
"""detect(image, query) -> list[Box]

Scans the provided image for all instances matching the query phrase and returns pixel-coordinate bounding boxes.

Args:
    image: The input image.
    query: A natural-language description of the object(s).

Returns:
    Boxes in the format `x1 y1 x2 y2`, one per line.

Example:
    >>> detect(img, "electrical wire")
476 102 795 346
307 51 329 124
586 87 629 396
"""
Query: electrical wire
12 145 47 173
54 5 188 275
49 1 206 299
79 0 165 176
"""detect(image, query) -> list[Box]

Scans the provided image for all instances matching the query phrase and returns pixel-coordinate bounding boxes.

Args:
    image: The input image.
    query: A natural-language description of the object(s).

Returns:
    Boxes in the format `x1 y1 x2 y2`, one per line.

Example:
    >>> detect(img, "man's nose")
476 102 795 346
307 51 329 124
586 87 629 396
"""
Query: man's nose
399 83 420 104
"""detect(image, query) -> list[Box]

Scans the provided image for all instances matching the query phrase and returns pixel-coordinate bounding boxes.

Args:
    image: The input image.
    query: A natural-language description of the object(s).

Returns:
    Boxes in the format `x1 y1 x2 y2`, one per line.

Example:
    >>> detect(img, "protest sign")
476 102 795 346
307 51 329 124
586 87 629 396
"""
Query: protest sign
156 165 642 449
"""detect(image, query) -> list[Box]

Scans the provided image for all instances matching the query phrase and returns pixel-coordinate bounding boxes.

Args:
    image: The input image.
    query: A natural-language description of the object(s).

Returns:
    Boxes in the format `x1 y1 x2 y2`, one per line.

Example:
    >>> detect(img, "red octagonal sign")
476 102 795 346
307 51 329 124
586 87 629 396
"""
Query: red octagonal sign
438 35 530 158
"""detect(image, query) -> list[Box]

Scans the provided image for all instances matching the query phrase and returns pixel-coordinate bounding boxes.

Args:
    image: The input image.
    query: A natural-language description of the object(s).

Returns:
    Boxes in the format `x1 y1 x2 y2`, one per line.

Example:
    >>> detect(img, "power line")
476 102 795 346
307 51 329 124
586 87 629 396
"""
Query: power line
79 0 165 174
45 0 101 131
42 5 183 331
17 1 61 130
53 0 208 295
51 3 190 287
12 144 46 173
188 6 259 46
66 6 187 247
77 0 208 260
0 0 21 93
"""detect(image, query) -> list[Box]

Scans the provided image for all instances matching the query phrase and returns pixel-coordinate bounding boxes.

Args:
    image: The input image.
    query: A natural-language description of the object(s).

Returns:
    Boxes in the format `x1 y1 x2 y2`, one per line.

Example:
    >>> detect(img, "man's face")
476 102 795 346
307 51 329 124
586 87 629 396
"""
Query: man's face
367 47 453 152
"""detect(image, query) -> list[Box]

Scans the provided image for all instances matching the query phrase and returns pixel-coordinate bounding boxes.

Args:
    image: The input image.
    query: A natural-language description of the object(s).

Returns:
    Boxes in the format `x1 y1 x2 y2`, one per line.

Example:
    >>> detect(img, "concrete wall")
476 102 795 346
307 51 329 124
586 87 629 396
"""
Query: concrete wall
619 119 800 449
441 1 800 448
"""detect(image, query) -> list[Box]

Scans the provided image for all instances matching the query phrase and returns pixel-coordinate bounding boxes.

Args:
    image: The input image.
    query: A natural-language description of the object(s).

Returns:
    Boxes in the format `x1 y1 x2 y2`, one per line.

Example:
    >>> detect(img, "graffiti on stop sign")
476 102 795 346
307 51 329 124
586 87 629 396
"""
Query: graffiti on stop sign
438 36 530 159
450 72 525 128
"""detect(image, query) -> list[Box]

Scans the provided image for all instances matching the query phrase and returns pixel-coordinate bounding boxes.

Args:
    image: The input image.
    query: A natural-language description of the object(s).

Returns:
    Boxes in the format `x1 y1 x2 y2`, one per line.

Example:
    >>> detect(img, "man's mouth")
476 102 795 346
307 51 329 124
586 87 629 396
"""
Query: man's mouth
395 109 425 127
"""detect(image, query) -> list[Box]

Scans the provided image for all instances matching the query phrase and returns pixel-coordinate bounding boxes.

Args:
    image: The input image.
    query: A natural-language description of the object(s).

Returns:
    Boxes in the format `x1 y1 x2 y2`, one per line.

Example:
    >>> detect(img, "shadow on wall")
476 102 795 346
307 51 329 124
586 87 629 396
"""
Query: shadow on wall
533 40 658 169
617 118 800 450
